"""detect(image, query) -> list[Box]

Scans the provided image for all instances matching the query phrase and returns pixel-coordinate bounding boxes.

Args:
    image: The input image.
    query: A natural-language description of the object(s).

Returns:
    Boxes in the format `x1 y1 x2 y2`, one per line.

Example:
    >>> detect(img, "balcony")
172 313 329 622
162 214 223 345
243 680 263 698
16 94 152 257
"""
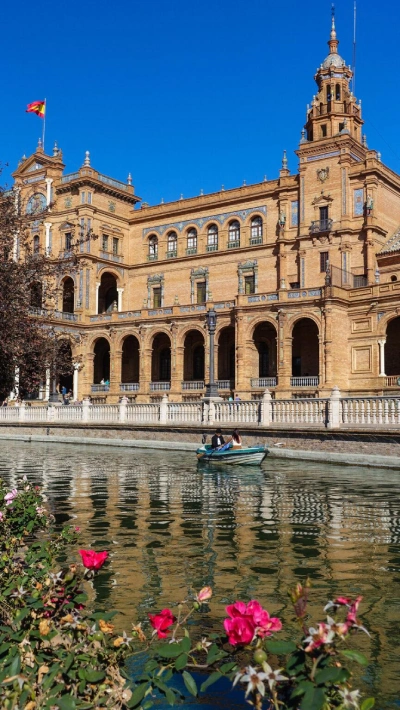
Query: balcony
186 247 197 256
147 253 158 261
227 240 240 249
182 381 205 390
310 219 333 234
166 250 177 259
216 380 234 390
206 244 218 252
384 376 400 387
290 376 319 387
250 236 263 246
91 384 110 392
251 377 277 388
120 383 139 391
150 382 171 391
54 310 78 322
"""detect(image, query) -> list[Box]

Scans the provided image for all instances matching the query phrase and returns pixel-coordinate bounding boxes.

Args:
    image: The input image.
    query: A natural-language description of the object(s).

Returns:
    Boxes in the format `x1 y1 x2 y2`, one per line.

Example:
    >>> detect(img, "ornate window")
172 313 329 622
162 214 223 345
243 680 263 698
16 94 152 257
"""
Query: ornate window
206 224 218 252
167 231 177 258
186 228 197 255
102 234 109 251
148 235 158 261
112 237 119 255
65 232 72 251
228 220 240 248
250 216 263 244
238 260 258 295
190 267 209 305
320 252 329 273
33 235 40 254
147 274 164 308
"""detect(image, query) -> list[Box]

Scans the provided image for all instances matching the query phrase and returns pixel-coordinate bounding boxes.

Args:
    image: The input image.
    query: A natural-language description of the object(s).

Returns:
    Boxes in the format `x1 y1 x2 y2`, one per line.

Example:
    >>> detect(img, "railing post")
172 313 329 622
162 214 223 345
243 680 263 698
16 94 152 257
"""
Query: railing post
208 399 216 426
261 389 272 426
119 396 128 423
82 398 92 423
202 399 209 425
159 394 168 424
18 402 26 423
327 386 341 429
47 404 57 422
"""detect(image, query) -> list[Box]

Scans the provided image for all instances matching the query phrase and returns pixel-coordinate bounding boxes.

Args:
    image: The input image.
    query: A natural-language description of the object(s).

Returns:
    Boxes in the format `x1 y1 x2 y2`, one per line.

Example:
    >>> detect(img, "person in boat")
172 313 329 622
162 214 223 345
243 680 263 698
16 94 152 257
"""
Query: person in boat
227 429 242 449
211 428 225 449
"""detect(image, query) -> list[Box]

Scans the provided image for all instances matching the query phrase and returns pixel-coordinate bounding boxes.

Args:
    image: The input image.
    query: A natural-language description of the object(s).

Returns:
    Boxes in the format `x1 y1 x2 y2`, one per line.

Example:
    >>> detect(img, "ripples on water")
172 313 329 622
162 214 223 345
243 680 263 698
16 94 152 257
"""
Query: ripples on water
0 441 399 708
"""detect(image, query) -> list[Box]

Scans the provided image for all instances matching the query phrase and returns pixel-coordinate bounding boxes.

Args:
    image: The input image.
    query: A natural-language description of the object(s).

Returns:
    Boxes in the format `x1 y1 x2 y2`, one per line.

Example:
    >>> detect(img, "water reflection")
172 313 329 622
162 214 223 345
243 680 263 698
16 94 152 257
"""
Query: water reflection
0 442 399 708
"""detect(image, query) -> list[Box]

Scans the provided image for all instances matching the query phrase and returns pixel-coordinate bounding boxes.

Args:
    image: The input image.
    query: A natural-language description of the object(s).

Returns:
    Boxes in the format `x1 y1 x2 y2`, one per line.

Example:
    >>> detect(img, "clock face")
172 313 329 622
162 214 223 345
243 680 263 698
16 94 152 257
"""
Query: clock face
26 192 46 215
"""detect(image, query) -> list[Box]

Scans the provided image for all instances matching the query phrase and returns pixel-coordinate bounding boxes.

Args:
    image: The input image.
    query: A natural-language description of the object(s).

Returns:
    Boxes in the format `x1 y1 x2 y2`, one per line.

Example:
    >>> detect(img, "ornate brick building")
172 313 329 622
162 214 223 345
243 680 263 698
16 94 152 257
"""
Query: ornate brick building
12 17 400 402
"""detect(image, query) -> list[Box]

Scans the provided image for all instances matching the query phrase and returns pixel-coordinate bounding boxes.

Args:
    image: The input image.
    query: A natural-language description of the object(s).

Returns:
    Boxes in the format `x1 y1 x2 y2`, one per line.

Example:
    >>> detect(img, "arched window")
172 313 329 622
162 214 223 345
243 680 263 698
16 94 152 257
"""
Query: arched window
326 84 332 102
167 231 177 258
207 224 218 251
62 277 75 313
148 235 158 260
335 84 341 100
228 220 240 247
186 228 197 254
33 235 40 254
250 216 263 244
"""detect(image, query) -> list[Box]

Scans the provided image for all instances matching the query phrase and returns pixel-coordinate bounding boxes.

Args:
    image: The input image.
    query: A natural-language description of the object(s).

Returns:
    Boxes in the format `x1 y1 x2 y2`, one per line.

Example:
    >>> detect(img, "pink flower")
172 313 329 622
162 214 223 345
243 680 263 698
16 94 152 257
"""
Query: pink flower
148 608 176 639
75 527 80 532
197 586 213 602
78 549 108 570
335 596 352 606
0 511 3 521
224 616 256 645
4 489 18 506
304 622 335 652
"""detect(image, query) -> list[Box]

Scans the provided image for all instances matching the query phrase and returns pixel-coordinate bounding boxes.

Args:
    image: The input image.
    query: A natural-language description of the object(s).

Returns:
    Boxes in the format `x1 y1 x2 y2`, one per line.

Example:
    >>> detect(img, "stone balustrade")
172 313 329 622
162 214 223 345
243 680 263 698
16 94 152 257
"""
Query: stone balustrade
2 389 400 429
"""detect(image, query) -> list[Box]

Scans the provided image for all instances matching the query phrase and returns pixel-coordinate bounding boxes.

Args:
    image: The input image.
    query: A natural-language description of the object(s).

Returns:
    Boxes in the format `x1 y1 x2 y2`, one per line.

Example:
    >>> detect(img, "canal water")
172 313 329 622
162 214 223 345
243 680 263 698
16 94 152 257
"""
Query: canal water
0 440 399 708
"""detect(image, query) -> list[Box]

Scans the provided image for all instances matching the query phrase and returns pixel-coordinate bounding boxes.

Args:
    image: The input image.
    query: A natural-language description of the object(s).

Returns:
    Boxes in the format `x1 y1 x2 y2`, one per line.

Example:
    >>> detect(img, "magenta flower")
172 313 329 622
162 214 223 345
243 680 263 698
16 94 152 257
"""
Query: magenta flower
79 549 108 570
224 615 256 645
148 609 176 639
0 511 4 521
4 489 18 506
224 600 282 646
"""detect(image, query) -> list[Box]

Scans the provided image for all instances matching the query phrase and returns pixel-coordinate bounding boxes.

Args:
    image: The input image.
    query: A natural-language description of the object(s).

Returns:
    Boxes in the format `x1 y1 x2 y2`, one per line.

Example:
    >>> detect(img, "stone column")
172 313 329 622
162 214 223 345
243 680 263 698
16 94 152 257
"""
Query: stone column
95 282 100 314
45 178 53 206
117 287 124 312
45 368 50 401
119 396 128 422
114 349 123 394
378 339 386 377
261 389 272 426
44 222 52 255
235 313 246 395
327 386 341 429
73 363 80 401
159 394 168 424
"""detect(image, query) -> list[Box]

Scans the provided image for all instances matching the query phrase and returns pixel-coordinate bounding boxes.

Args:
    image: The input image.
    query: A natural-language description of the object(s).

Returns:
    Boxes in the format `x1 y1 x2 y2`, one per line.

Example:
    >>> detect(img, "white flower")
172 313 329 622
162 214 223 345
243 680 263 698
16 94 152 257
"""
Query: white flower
233 666 268 698
10 586 27 598
338 688 361 708
261 661 288 691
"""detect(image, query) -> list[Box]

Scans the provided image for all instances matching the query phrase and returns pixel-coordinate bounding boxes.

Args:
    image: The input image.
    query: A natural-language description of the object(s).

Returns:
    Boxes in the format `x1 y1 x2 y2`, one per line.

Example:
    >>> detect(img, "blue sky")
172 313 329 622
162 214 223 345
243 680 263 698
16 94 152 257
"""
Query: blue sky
3 0 399 205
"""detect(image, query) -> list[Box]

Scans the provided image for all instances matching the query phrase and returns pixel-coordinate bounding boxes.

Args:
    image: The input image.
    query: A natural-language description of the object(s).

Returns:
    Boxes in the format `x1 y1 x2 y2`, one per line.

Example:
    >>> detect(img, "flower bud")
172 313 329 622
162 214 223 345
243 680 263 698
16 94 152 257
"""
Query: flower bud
197 586 212 602
193 601 200 610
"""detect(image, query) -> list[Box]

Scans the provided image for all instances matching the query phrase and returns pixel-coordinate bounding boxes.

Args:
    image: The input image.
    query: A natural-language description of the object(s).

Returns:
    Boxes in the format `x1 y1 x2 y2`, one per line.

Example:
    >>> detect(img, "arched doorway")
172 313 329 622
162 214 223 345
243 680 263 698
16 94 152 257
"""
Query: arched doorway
57 340 73 393
183 330 205 382
291 318 319 380
93 338 110 383
62 277 75 313
252 322 277 381
152 333 171 382
217 326 235 385
121 335 140 384
385 317 400 376
98 272 118 314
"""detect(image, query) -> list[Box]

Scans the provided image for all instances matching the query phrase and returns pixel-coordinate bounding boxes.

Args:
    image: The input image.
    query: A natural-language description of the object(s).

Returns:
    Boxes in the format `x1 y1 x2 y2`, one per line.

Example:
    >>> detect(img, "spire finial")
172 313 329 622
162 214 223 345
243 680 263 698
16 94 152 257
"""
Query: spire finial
331 3 336 37
282 149 288 169
300 128 307 144
37 137 43 151
84 150 90 167
53 141 59 157
127 172 132 185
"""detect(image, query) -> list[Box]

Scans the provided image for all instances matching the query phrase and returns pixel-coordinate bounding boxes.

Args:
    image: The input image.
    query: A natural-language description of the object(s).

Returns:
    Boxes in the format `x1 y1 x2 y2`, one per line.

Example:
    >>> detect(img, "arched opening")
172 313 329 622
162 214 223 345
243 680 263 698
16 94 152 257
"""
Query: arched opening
207 224 218 251
121 335 140 383
391 275 397 282
57 340 73 394
62 277 75 313
93 338 110 383
217 326 235 384
187 228 197 254
291 318 319 378
98 272 118 314
228 220 240 246
252 322 277 379
152 333 171 382
30 281 43 308
335 84 341 100
167 231 177 257
148 235 158 260
250 216 263 243
385 318 400 376
183 330 205 381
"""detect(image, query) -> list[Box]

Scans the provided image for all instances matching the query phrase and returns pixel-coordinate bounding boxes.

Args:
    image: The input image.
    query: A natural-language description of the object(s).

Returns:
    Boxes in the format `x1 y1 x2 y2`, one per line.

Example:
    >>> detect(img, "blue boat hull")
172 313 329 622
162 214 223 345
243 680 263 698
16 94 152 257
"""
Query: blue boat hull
196 445 267 466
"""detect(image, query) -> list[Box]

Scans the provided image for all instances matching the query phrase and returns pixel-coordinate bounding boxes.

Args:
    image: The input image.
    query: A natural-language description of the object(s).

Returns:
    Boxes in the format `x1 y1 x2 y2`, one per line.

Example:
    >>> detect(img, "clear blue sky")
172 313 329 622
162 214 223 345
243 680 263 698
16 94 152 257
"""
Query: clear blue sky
3 0 399 205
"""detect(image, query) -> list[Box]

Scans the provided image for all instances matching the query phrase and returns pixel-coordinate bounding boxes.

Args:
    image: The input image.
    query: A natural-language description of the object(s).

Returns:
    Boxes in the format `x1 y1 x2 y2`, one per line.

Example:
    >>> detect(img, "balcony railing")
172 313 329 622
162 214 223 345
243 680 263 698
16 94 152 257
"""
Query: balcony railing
206 244 218 252
310 219 333 234
120 383 140 391
227 240 240 249
186 247 197 255
91 384 110 392
54 311 78 322
147 253 158 261
182 381 205 390
290 376 319 387
166 250 177 259
250 236 263 245
150 382 171 391
251 377 277 388
384 376 400 387
216 380 233 390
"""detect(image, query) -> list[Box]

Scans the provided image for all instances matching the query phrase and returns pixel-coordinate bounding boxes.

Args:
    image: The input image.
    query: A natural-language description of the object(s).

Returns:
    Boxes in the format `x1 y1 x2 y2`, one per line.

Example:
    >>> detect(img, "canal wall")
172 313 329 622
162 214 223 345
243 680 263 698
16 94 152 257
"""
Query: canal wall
0 423 400 469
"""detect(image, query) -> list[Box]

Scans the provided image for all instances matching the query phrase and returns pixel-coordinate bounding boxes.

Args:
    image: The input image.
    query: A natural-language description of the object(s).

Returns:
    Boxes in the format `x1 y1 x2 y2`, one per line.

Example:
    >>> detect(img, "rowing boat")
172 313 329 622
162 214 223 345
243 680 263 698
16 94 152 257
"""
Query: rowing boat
196 444 267 466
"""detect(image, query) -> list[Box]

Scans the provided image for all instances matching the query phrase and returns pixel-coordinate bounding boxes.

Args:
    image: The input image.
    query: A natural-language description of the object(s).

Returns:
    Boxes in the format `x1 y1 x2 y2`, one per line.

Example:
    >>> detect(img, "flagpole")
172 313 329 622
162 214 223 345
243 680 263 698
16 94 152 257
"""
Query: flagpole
42 98 47 153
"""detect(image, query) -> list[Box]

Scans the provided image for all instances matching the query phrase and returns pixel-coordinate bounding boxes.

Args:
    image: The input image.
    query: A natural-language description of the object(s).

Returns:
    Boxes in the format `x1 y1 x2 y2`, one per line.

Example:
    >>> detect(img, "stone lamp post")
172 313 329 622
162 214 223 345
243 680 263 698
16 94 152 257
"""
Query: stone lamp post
204 307 218 399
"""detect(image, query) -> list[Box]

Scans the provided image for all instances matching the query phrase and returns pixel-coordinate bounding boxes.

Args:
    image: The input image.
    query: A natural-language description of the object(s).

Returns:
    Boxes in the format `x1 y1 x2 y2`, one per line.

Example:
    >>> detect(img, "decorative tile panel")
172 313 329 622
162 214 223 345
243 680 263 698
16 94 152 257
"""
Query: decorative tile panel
291 201 298 227
306 151 340 162
143 206 267 237
354 188 364 216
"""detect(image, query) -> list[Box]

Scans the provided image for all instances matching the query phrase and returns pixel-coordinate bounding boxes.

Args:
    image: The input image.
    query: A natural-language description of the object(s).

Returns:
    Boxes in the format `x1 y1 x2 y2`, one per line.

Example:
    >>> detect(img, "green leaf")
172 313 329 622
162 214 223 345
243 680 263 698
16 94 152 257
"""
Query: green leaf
56 696 77 710
182 670 198 697
180 636 191 653
361 699 375 710
340 649 369 666
164 688 176 705
291 680 314 699
128 682 149 708
84 669 105 683
206 643 227 664
174 653 188 671
73 593 88 604
157 642 183 659
265 640 297 654
300 687 326 710
315 667 343 685
200 671 222 692
219 662 237 673
143 702 154 710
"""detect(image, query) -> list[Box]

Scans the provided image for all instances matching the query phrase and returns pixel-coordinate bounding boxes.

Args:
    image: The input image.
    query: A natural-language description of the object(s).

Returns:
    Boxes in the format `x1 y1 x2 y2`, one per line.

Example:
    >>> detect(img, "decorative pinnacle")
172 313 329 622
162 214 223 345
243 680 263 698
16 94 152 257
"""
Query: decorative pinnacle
180 193 183 200
127 172 132 185
282 149 288 169
53 141 59 157
37 137 43 150
200 188 204 195
84 150 90 167
362 134 368 148
243 179 247 186
263 175 267 182
300 128 307 144
331 3 336 38
161 197 164 204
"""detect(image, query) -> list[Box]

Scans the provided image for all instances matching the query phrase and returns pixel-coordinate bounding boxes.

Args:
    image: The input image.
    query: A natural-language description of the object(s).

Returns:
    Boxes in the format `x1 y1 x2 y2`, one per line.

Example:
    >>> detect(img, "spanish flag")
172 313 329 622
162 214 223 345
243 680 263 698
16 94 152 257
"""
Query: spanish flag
26 100 46 118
